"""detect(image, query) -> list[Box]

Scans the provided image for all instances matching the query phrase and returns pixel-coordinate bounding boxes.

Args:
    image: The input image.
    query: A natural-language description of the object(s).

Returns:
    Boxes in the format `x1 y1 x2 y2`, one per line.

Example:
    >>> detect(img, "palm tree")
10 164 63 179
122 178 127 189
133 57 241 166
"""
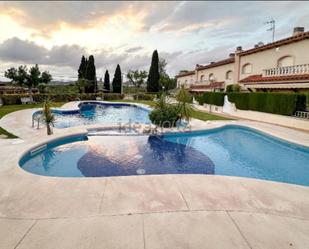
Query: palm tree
42 99 55 135
176 85 193 122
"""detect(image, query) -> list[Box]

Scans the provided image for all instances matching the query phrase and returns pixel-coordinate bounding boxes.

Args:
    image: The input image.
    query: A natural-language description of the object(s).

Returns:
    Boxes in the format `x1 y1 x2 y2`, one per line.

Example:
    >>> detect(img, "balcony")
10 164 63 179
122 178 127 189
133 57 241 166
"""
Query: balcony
193 79 217 85
263 64 309 77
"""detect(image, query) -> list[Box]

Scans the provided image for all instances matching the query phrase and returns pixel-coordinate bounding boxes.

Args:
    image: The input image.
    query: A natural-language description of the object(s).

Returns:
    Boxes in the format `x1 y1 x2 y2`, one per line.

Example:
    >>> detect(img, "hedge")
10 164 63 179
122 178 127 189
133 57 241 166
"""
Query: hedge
0 93 125 105
226 84 240 93
195 92 225 106
228 92 306 116
133 93 155 101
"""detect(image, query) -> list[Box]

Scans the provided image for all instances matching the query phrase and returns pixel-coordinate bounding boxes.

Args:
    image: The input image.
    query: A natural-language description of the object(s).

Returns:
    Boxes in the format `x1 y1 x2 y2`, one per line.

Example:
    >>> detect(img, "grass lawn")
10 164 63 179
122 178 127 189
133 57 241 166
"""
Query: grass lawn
111 99 232 121
0 100 232 138
0 102 64 138
191 108 233 121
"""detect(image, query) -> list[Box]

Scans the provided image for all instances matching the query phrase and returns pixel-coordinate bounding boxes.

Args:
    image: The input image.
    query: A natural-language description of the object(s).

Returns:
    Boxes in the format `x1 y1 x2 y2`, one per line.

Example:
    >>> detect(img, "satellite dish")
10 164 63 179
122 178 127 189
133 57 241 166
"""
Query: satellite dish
257 41 264 46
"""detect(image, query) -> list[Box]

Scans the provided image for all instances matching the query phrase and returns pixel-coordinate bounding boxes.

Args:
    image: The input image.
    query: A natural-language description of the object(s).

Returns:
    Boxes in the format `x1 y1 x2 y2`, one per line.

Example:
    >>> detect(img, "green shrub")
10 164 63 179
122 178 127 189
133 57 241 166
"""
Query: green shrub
176 85 193 121
295 94 307 112
0 93 125 105
226 84 240 93
45 84 79 95
149 104 179 127
1 94 29 105
123 86 146 94
227 92 307 116
196 92 225 106
133 93 155 101
102 93 125 100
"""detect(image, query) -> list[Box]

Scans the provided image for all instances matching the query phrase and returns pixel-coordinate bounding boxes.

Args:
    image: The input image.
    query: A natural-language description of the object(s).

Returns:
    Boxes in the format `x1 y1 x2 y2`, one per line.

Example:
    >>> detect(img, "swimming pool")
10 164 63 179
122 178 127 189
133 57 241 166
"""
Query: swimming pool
34 102 151 128
19 125 309 186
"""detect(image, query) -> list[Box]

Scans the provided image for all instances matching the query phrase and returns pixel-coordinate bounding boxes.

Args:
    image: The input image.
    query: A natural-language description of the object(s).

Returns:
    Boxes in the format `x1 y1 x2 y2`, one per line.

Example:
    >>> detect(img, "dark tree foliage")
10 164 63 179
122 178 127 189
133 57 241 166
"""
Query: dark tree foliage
147 50 160 92
126 70 148 88
40 71 52 84
112 64 122 93
78 55 87 79
85 55 97 93
26 64 41 89
104 70 110 92
4 65 52 91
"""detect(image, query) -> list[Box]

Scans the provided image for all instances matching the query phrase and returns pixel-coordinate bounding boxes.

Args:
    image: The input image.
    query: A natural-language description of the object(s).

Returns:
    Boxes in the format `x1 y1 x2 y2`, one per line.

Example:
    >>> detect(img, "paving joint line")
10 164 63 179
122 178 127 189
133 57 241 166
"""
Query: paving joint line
98 178 108 212
1 208 309 222
14 220 38 249
173 175 190 210
142 214 146 249
226 211 253 249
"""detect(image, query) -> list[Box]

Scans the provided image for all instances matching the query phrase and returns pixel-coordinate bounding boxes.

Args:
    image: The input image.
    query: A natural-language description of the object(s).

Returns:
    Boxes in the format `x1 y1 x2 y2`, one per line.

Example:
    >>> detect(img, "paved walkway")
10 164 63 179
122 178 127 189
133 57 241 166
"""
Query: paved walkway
0 101 309 249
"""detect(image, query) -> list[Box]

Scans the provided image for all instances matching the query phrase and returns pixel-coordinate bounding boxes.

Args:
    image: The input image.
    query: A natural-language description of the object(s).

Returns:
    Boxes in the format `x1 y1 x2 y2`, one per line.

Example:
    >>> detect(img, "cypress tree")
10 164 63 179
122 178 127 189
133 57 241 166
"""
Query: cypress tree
78 55 87 79
104 70 110 92
85 55 96 93
112 64 122 93
147 50 160 92
84 58 88 77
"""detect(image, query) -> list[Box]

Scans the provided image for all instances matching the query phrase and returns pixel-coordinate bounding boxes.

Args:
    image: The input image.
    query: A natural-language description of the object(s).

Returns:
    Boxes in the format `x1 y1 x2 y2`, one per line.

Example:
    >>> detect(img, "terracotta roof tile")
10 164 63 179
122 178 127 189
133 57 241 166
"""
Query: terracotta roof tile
239 31 309 56
196 58 234 71
240 74 309 84
175 70 195 78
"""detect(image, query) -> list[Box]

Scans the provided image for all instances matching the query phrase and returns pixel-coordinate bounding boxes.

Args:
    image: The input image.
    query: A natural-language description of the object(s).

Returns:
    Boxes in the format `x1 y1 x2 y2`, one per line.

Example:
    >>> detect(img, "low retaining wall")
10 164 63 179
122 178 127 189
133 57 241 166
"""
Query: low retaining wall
194 96 309 131
227 109 309 131
195 104 223 113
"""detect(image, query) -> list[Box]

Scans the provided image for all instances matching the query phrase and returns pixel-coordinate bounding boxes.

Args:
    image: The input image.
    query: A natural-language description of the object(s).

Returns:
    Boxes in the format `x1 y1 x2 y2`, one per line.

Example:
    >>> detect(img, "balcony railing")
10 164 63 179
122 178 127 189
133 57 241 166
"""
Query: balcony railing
193 79 217 85
263 64 309 77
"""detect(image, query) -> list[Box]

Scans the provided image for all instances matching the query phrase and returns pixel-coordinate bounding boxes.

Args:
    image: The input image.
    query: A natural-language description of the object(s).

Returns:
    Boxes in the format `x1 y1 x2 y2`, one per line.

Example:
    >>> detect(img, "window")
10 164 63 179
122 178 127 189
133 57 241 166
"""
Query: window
242 63 252 74
278 56 294 67
226 70 233 80
200 75 204 82
209 73 215 81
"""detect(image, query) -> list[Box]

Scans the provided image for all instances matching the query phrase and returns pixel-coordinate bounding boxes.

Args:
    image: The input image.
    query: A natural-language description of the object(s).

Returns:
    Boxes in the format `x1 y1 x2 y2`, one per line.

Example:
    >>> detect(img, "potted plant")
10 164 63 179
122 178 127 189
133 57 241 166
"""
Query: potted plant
42 99 55 135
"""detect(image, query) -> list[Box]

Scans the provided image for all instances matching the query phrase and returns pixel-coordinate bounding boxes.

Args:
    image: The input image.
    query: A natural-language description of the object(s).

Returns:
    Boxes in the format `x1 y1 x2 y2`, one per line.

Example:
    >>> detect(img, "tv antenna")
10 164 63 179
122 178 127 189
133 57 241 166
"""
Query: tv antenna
266 18 275 42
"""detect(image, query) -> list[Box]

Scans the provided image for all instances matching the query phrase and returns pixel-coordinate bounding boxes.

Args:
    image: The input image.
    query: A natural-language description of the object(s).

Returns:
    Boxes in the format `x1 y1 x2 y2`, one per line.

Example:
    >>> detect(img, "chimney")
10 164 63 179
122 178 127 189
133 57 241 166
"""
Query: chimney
229 53 235 57
210 61 215 64
293 27 304 36
236 46 242 53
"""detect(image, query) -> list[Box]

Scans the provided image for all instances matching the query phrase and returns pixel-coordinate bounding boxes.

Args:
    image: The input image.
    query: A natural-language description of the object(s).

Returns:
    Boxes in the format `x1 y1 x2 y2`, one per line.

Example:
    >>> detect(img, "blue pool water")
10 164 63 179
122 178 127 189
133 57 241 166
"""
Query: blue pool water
19 126 309 186
37 102 151 128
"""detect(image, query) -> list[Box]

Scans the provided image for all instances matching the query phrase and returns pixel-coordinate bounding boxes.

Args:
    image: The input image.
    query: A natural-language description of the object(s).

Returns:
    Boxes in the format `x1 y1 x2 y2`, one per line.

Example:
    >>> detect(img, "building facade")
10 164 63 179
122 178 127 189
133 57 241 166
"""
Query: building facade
176 27 309 93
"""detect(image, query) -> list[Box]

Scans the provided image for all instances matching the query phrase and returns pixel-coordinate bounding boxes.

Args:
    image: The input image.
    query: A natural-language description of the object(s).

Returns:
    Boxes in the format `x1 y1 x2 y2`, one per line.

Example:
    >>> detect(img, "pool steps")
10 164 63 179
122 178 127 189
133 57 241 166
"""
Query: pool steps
30 144 47 156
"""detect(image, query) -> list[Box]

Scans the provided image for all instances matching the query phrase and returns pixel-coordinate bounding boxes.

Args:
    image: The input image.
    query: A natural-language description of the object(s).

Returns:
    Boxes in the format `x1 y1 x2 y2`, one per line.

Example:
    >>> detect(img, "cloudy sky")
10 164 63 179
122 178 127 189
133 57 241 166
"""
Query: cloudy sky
0 1 309 82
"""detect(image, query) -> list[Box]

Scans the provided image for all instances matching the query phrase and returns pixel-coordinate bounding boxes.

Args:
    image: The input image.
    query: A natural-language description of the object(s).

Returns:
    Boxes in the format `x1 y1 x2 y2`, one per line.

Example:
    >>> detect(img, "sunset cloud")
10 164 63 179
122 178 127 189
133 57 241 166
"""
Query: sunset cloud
0 1 308 81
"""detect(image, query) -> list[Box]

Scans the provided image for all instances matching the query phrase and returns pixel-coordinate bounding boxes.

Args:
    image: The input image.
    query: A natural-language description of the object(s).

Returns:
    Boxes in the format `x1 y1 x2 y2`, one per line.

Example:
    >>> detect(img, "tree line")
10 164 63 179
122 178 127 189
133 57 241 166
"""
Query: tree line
4 65 52 92
77 54 123 94
4 50 176 95
77 50 176 94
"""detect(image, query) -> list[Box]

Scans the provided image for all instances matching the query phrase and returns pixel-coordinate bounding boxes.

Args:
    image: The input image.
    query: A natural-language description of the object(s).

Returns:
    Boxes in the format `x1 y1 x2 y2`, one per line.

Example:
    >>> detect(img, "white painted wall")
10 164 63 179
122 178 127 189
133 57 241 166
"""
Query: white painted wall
176 37 309 87
196 63 234 84
239 39 309 80
177 74 195 88
221 97 309 131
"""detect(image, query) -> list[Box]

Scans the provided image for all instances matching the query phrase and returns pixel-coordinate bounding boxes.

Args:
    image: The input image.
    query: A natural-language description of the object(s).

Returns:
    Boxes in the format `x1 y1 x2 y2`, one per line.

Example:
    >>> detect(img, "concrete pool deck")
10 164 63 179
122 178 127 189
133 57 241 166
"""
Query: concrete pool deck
0 101 309 248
